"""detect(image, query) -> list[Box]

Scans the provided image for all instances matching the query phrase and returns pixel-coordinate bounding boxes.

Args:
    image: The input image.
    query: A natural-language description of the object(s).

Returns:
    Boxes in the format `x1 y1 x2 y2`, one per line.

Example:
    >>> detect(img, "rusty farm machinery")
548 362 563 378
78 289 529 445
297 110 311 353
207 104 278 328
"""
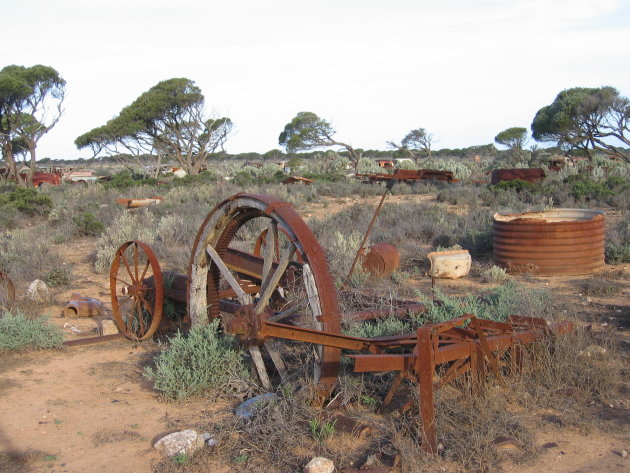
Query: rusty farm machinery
108 192 573 453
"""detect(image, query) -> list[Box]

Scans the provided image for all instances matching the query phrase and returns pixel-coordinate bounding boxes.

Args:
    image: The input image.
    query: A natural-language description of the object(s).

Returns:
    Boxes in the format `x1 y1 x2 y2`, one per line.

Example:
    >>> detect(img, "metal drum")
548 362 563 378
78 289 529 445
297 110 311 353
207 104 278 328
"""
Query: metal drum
361 243 400 278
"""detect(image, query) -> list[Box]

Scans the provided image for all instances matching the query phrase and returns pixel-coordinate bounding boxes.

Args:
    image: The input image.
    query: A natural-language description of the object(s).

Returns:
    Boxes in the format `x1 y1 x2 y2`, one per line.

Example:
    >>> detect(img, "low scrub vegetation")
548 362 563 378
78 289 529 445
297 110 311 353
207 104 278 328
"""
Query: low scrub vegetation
144 321 251 399
0 312 64 350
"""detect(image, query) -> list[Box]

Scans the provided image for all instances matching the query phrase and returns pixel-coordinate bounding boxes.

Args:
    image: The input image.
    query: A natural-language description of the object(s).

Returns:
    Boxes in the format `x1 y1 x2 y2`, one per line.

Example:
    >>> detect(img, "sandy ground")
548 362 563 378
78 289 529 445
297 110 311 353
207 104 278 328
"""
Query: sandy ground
1 196 629 473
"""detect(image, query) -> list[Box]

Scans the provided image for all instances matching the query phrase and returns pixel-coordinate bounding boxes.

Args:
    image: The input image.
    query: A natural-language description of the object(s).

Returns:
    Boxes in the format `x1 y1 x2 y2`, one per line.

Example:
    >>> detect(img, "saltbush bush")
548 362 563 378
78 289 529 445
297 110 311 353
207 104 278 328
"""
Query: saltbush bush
0 312 64 350
144 320 250 399
0 186 53 217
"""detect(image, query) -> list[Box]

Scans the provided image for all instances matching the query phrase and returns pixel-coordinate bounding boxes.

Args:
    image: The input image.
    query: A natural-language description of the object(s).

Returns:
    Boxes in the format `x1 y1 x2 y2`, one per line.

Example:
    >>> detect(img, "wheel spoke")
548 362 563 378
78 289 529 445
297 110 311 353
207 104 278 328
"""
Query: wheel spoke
133 244 139 282
120 251 136 283
139 258 151 282
269 301 306 323
255 243 296 314
261 221 277 284
115 276 133 288
206 245 251 305
249 346 272 391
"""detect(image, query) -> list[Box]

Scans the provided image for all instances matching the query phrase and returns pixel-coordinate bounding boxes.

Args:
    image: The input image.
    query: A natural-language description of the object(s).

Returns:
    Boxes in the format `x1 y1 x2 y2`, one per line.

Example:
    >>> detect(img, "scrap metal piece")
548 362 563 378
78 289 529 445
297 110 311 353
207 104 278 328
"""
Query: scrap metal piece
187 193 342 397
63 293 103 318
361 243 400 278
110 240 163 340
491 168 545 184
0 270 16 309
115 197 163 209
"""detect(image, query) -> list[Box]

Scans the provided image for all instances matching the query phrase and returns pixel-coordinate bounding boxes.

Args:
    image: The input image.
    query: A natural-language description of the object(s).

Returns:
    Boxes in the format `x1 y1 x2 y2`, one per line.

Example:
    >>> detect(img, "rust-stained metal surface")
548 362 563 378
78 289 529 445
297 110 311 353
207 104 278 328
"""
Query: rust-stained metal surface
283 176 314 185
110 240 164 340
63 293 103 318
187 193 342 397
0 270 16 309
361 243 400 278
490 168 545 185
115 193 574 454
115 197 163 209
356 168 456 183
493 209 605 275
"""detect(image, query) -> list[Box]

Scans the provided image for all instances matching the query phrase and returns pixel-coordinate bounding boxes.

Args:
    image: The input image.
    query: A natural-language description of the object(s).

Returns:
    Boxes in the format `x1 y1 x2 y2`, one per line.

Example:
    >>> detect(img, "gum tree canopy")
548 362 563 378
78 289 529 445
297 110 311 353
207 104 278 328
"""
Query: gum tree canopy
75 78 232 175
278 111 362 172
388 128 435 160
494 127 527 151
0 65 65 185
531 86 630 162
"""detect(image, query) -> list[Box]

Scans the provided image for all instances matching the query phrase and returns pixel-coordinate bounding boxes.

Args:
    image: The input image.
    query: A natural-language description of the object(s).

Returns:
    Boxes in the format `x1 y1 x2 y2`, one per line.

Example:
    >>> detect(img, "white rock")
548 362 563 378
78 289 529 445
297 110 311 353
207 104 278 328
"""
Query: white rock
26 279 50 302
303 457 334 473
154 429 204 457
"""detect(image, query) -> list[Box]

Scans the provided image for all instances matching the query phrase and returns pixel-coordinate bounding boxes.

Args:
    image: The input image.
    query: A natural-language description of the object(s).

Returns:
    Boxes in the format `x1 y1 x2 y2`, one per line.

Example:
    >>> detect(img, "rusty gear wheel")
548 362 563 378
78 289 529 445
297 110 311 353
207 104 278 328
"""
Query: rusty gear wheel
110 240 163 340
187 193 341 396
0 270 16 310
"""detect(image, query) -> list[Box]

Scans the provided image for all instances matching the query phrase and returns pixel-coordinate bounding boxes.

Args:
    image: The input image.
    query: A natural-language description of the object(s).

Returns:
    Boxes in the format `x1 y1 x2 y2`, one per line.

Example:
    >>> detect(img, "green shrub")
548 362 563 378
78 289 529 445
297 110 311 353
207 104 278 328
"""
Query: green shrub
144 320 250 399
103 170 157 189
491 179 535 192
0 312 64 350
605 214 630 264
0 187 52 216
72 212 105 236
417 281 553 324
345 317 411 338
44 267 72 287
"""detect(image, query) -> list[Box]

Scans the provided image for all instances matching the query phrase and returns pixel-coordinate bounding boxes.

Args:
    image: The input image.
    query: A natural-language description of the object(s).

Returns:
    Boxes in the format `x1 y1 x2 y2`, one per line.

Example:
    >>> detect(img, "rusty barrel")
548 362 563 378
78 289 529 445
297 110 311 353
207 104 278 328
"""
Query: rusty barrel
361 243 400 278
493 209 605 275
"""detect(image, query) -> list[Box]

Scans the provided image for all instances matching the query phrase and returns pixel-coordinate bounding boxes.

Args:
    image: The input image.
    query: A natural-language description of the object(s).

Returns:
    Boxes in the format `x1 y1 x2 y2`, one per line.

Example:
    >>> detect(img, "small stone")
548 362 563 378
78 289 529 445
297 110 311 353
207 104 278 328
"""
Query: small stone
200 432 217 447
154 429 204 457
101 319 119 336
303 457 334 473
621 449 628 458
26 279 50 302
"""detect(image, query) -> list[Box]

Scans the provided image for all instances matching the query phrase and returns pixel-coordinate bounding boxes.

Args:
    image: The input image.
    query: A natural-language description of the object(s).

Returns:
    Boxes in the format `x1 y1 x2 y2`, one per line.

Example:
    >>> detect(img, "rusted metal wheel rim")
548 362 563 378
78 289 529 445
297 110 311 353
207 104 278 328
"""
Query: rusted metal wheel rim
0 270 16 310
187 193 341 396
110 240 163 341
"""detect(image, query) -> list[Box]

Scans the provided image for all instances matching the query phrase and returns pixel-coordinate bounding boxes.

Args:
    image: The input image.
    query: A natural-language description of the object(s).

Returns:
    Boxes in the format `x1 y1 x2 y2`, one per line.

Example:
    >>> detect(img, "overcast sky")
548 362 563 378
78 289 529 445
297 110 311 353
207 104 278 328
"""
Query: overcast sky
2 0 629 159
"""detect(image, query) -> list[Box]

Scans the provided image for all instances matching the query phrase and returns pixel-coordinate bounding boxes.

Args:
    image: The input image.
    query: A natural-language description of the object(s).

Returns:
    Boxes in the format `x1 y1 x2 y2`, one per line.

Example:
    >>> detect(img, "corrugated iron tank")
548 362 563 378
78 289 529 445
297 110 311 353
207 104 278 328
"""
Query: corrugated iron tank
493 209 605 275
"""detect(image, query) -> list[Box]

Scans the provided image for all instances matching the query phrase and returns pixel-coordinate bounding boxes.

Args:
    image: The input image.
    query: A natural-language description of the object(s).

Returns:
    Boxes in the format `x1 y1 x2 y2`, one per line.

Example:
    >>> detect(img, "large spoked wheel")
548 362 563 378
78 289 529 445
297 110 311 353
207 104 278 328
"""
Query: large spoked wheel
188 193 341 397
0 271 16 310
110 240 163 341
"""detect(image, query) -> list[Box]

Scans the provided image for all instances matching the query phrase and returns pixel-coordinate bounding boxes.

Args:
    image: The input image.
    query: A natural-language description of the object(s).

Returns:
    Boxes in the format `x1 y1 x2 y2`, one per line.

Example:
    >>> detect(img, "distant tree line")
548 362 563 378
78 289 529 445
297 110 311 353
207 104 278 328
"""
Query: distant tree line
2 62 630 187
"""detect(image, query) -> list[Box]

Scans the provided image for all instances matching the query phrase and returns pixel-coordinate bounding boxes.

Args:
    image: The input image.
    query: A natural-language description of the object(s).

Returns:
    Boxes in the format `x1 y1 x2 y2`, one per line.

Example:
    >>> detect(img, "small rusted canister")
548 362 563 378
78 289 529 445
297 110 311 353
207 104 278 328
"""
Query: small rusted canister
361 243 400 278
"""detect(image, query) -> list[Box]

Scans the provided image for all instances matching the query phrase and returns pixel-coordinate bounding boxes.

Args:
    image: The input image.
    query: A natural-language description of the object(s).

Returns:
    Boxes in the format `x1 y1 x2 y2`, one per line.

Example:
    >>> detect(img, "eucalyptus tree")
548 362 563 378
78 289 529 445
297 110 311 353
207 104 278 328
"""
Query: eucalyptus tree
278 112 362 172
0 65 65 185
531 86 630 162
387 128 434 161
75 78 232 175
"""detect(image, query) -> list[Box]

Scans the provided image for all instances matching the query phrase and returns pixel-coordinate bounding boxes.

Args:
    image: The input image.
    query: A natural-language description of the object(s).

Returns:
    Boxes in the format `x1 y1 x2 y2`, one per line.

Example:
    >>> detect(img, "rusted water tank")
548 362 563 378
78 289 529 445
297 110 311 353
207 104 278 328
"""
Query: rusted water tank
493 209 605 275
361 243 400 278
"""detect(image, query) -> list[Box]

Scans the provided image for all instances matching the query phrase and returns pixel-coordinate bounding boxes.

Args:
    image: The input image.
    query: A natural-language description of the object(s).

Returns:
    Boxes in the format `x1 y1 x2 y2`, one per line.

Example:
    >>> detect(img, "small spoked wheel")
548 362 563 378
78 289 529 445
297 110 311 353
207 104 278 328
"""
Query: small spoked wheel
110 240 163 340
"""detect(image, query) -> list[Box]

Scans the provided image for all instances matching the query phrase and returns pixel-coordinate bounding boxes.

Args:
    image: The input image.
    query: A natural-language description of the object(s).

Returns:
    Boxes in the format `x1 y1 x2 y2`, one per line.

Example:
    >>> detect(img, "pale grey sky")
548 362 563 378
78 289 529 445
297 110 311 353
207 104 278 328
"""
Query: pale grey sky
2 0 629 159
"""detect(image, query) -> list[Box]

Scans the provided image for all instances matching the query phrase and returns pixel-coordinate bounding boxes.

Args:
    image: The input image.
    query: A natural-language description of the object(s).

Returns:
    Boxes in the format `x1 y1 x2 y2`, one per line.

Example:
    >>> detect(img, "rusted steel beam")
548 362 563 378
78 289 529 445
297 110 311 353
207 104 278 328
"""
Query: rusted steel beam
260 321 374 352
